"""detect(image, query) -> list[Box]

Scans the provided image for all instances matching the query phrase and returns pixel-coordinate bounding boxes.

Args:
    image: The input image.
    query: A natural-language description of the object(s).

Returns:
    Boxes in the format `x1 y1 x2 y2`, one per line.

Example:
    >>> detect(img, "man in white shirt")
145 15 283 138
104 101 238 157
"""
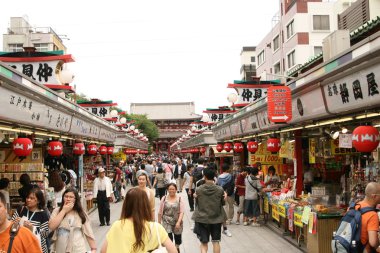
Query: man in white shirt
93 167 113 226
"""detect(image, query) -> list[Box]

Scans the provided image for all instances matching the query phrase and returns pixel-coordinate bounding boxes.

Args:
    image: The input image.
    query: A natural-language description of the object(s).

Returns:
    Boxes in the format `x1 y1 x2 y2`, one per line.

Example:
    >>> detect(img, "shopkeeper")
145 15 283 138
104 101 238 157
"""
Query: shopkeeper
303 167 314 194
264 166 280 189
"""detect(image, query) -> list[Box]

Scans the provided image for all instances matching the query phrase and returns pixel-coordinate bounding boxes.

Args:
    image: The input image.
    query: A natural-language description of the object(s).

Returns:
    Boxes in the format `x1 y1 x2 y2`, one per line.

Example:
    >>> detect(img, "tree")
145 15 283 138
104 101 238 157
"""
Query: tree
124 114 159 143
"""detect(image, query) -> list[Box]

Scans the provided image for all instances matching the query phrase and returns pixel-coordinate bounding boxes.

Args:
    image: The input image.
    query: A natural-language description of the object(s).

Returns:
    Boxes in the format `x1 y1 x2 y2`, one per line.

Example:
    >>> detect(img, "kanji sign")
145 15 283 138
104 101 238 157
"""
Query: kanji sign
267 86 292 123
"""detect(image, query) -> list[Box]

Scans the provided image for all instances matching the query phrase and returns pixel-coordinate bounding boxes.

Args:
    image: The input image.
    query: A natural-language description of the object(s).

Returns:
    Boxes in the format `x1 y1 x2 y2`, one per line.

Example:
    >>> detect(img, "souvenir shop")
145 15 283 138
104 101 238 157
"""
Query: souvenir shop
210 31 380 253
0 62 124 212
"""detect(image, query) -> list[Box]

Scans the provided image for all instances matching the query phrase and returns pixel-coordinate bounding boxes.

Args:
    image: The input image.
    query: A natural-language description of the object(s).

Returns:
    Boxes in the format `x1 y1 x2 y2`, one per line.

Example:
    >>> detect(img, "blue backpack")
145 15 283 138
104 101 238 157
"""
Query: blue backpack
331 203 376 253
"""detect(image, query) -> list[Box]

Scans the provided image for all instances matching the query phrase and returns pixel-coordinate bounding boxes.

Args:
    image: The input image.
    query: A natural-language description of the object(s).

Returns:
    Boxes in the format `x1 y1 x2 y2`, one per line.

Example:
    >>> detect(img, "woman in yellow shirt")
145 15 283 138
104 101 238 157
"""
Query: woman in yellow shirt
101 188 177 253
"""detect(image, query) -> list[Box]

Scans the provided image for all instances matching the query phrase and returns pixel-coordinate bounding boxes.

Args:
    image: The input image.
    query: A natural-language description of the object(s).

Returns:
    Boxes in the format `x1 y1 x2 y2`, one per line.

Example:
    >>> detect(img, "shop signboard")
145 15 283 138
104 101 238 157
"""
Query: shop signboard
112 150 127 161
230 121 242 136
249 154 283 165
278 204 286 218
309 138 316 164
264 197 269 213
279 140 295 159
99 128 117 142
267 86 292 123
323 64 380 114
339 134 352 149
331 139 357 155
0 86 71 133
272 204 280 222
234 87 267 106
294 212 303 227
247 113 260 133
70 116 100 139
213 125 231 140
83 105 114 118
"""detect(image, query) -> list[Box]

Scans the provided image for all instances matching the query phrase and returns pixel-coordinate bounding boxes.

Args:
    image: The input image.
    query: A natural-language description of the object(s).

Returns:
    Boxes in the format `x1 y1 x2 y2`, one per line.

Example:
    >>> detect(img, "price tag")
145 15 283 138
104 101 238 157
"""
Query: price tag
294 212 303 227
278 204 286 218
272 204 280 222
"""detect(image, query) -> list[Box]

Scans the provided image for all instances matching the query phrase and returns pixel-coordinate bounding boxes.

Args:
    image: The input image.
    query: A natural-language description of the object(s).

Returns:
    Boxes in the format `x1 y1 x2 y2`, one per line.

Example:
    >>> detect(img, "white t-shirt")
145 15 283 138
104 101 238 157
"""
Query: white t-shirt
183 172 195 189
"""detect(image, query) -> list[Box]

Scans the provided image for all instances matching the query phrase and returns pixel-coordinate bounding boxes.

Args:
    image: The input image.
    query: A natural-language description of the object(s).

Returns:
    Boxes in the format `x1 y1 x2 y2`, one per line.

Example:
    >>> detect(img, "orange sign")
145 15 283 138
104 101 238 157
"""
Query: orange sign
267 86 292 123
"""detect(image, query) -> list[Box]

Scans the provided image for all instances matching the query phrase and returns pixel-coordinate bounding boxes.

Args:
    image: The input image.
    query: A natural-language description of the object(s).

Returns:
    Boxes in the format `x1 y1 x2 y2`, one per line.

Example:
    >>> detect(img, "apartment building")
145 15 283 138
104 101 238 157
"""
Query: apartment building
3 17 66 52
240 46 256 81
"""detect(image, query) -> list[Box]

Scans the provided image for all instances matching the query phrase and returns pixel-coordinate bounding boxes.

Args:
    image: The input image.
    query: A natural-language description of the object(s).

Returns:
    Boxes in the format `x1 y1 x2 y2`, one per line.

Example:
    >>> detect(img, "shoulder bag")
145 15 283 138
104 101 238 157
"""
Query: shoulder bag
151 222 168 253
247 177 262 196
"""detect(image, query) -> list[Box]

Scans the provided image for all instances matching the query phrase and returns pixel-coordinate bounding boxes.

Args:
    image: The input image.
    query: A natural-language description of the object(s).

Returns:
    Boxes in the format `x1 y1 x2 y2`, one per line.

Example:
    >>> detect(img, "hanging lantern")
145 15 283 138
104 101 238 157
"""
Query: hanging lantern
73 142 85 155
223 142 233 152
193 148 199 153
233 142 244 153
247 141 259 153
12 137 33 157
99 145 107 155
216 143 224 152
267 138 281 153
352 126 380 152
107 146 114 155
47 141 63 157
200 147 206 153
87 144 98 155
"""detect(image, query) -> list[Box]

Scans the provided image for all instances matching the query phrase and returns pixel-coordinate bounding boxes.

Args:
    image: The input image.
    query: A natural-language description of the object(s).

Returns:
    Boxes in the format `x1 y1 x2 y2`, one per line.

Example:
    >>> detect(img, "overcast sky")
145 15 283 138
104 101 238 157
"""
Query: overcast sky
0 0 279 115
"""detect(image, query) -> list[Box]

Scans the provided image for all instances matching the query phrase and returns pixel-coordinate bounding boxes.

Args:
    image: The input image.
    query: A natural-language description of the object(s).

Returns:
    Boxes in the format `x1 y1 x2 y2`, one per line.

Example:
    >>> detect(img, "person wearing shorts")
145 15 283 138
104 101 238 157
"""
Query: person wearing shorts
244 167 262 227
192 168 225 253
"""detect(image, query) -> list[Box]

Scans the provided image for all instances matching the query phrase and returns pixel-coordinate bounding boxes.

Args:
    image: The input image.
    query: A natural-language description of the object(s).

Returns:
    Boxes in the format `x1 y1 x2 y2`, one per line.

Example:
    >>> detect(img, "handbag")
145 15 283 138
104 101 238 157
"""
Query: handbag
151 222 168 253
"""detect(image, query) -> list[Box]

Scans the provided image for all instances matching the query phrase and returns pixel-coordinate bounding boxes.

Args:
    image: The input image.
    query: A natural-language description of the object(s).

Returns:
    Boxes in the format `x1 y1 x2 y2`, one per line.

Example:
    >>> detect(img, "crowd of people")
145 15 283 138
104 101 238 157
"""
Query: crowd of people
0 153 279 253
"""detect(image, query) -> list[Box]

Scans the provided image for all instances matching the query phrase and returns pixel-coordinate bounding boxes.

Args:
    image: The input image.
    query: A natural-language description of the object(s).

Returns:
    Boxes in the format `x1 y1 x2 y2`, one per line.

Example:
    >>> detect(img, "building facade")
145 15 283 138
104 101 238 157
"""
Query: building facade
240 46 256 81
130 102 202 154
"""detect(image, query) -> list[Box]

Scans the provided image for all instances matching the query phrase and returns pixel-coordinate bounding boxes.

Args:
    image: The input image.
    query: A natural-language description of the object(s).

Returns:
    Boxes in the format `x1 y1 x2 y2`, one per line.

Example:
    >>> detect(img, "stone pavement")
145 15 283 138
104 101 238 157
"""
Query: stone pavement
89 189 303 253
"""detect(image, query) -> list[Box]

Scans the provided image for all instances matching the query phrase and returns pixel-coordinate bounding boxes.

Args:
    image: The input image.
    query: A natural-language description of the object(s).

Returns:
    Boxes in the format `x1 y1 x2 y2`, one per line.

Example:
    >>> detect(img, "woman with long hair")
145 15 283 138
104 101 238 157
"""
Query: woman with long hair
49 170 66 208
153 166 167 200
137 173 156 221
101 187 177 253
12 187 50 253
49 188 96 253
158 183 185 253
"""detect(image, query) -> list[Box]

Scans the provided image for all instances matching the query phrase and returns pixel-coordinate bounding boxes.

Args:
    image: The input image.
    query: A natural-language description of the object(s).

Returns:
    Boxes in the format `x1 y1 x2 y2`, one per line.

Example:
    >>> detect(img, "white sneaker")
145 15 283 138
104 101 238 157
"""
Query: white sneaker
251 222 260 227
225 220 231 225
235 221 240 225
243 222 248 226
223 229 232 237
190 223 194 230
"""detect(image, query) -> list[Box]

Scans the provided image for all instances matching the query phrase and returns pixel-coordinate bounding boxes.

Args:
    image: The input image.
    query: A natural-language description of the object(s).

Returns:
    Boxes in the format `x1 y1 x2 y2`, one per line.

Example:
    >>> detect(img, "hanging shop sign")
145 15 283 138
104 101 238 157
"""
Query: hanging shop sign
83 105 116 118
309 138 316 164
249 154 283 164
339 134 353 149
279 140 295 159
331 139 357 155
233 87 267 106
267 86 292 123
323 64 380 114
0 86 72 132
203 108 236 123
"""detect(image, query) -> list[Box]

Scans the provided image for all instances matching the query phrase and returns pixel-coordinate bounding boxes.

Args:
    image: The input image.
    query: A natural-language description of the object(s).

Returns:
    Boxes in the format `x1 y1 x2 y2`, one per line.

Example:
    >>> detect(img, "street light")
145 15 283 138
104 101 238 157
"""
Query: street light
129 125 135 131
110 110 118 117
227 93 238 105
119 117 127 124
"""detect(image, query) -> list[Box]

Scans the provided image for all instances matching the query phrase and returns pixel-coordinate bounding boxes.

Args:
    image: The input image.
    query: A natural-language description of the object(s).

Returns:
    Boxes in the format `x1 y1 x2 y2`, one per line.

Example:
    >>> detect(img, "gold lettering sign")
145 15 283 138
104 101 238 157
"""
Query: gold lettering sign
249 154 283 165
294 212 303 227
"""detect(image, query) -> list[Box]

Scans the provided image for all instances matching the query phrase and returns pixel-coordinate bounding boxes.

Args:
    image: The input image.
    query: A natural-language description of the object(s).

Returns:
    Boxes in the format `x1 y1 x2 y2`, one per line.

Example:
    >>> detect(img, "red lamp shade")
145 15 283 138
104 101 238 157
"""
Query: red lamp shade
352 126 380 152
12 137 33 157
87 144 98 155
200 147 206 153
73 143 85 155
107 146 114 155
247 141 258 153
47 141 63 157
267 138 281 153
223 142 233 152
99 145 107 155
216 143 224 152
233 142 244 153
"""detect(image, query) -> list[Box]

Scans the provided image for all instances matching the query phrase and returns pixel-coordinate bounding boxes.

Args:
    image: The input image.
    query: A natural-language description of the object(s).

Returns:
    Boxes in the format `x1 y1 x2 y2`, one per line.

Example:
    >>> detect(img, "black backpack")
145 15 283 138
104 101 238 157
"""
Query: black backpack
193 167 204 184
224 177 235 196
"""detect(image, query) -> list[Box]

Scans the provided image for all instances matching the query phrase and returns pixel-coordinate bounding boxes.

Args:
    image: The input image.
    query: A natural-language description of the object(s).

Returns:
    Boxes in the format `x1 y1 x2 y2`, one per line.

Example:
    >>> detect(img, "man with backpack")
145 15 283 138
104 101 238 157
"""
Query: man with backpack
332 182 380 253
188 157 207 194
0 192 42 252
217 163 234 237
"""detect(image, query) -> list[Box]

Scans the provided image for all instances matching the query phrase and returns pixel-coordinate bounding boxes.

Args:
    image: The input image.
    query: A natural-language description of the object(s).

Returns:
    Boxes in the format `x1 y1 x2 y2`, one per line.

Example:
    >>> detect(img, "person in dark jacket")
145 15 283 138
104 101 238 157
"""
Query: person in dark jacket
18 173 38 203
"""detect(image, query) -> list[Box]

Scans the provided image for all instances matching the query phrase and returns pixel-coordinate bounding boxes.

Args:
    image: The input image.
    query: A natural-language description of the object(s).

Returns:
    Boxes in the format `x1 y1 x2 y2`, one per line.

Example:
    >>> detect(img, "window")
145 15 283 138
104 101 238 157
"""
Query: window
34 43 49 52
274 62 281 75
286 20 294 39
313 15 330 30
8 44 23 52
251 56 255 63
314 46 322 56
258 50 265 65
273 35 280 51
287 50 295 68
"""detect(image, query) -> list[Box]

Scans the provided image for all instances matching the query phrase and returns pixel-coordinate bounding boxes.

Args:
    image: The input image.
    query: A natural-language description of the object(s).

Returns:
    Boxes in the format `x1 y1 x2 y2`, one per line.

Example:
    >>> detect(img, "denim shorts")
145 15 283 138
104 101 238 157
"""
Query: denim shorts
244 199 260 218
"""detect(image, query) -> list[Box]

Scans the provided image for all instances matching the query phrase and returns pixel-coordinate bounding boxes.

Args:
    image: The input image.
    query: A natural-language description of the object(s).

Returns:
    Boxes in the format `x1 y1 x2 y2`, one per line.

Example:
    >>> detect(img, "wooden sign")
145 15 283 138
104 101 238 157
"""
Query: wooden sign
267 86 292 123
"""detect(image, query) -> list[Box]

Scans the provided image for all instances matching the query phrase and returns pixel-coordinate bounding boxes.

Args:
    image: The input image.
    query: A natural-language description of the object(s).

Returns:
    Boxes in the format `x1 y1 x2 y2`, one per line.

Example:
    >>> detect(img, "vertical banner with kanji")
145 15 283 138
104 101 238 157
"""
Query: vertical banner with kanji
309 138 316 164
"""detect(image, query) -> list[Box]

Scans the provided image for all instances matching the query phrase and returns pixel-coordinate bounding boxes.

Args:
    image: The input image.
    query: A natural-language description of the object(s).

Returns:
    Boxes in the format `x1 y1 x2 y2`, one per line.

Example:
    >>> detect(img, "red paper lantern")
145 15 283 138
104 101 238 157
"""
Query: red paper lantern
87 144 98 155
107 146 114 155
47 141 63 157
223 142 233 152
247 141 258 153
12 137 33 157
233 142 244 153
352 126 380 152
200 147 206 153
267 138 281 153
99 145 107 155
73 143 85 155
216 143 224 152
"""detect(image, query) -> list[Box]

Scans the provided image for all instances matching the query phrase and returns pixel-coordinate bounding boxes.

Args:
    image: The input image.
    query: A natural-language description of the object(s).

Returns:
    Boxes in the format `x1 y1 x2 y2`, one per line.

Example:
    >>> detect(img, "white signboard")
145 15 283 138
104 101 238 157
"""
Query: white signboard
214 125 231 140
70 116 100 139
230 121 242 136
339 134 353 148
84 106 113 118
235 87 267 105
206 112 234 123
99 128 117 142
7 60 61 85
0 86 71 132
323 64 380 113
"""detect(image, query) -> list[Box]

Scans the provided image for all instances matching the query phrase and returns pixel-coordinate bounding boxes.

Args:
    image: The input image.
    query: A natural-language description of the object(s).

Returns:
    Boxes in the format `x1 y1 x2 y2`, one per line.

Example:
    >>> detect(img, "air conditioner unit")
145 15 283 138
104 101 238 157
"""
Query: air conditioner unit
322 30 350 62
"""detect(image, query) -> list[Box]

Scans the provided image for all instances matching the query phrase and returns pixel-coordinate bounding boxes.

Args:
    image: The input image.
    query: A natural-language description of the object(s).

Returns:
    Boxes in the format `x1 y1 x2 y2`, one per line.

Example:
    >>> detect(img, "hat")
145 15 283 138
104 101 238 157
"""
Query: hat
98 167 105 173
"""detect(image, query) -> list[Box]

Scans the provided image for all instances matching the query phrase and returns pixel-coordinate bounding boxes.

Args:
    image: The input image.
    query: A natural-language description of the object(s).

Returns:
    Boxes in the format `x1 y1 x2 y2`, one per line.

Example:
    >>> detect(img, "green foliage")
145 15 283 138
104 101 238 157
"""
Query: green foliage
124 114 159 143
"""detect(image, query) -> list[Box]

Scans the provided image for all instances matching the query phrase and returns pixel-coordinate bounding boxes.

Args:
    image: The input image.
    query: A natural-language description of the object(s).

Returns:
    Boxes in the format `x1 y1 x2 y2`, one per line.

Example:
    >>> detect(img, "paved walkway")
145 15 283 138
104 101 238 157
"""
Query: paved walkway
89 189 303 253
